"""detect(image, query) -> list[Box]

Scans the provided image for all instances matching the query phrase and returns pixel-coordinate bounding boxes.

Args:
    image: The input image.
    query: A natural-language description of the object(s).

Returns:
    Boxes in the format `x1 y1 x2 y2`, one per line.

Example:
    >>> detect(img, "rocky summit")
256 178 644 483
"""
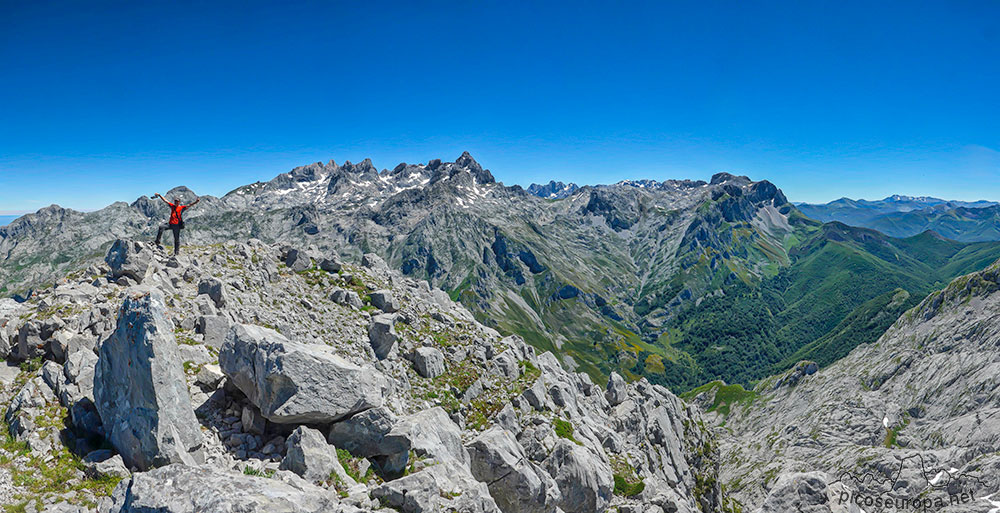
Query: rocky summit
0 238 724 512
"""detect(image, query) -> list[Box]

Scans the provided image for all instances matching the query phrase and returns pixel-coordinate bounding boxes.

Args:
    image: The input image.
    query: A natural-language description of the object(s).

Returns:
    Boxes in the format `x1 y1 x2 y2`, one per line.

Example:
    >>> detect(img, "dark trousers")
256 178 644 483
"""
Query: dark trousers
155 223 183 254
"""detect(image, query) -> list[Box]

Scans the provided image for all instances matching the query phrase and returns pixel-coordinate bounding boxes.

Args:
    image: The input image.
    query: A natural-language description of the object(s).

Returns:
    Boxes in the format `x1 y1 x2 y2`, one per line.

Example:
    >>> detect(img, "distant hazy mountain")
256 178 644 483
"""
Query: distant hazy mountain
864 204 1000 242
797 195 1000 241
797 195 996 225
526 180 579 199
0 215 18 227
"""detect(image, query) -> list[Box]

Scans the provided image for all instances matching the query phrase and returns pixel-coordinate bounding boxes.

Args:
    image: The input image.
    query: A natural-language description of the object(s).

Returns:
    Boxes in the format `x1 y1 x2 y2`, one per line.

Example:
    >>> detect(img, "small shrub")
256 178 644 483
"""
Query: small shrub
18 357 42 374
613 473 645 496
552 418 581 445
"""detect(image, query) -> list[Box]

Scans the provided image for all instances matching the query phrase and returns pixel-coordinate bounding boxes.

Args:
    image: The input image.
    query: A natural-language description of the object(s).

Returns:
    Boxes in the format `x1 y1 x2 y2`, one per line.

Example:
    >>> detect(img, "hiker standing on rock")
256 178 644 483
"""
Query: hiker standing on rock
153 193 200 255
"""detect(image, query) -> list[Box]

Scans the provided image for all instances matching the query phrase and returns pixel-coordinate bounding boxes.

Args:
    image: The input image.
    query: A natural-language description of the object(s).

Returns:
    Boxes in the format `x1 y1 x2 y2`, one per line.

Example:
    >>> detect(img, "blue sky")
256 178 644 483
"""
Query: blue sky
2 1 998 214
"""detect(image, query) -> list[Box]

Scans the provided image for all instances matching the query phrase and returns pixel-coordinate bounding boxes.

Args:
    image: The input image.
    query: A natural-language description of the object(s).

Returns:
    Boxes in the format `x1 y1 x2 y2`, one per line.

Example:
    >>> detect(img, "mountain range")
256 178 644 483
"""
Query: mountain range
797 195 1000 241
4 154 1000 394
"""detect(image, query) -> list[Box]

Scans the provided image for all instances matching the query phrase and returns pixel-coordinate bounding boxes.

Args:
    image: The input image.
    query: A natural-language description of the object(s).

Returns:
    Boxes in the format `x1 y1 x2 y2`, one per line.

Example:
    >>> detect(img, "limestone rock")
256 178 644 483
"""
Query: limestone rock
369 290 398 312
102 464 352 513
194 364 224 390
368 314 398 360
219 323 387 424
468 427 561 513
197 278 228 308
754 472 832 513
280 426 341 483
605 372 627 406
411 346 445 378
93 289 204 471
370 462 501 513
196 315 231 348
105 239 152 284
543 439 613 513
285 248 311 272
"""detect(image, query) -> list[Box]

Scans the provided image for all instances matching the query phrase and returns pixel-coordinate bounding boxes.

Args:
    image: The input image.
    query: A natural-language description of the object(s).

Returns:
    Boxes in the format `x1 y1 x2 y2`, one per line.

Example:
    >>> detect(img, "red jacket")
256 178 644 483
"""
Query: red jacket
168 203 187 225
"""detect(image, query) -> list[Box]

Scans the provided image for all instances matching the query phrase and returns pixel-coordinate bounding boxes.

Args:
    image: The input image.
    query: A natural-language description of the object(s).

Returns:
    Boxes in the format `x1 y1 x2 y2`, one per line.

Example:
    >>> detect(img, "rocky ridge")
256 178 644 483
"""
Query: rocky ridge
0 154 804 388
695 258 1000 512
0 238 728 512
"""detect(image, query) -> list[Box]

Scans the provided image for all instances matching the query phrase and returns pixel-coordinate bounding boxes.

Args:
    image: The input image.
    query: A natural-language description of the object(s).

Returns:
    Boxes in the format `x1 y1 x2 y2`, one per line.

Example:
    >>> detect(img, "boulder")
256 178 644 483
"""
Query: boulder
105 239 152 284
543 440 613 513
48 331 92 363
368 314 398 360
197 278 228 309
219 324 387 424
12 321 44 361
319 257 342 273
280 426 343 484
93 289 204 471
330 288 364 309
392 407 469 467
371 462 501 513
285 248 311 272
83 453 130 480
101 464 351 513
468 427 561 513
328 406 466 476
327 406 409 475
369 290 398 312
63 349 102 436
177 343 212 366
361 253 389 273
194 364 225 390
605 372 627 406
196 315 231 348
411 346 445 378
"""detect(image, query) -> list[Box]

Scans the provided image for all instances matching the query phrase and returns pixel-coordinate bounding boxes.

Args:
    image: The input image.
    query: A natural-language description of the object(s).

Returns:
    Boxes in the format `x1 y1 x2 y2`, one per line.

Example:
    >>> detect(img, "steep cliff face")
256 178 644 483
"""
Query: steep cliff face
704 259 1000 512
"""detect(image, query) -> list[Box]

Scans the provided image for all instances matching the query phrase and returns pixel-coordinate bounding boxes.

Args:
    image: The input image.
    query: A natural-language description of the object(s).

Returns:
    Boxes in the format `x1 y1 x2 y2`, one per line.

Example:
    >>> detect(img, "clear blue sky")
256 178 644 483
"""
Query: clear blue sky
2 1 998 214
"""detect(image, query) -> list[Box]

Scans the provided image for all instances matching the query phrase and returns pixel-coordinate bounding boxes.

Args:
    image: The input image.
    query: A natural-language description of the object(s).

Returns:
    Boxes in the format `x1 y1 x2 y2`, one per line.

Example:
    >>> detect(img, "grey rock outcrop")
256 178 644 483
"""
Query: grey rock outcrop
197 278 227 308
468 427 561 513
83 453 130 480
285 248 311 272
320 256 342 272
411 346 445 378
368 313 398 360
102 464 353 513
371 462 501 513
543 439 613 513
327 406 409 475
93 289 204 471
105 239 152 284
196 315 230 348
605 371 627 406
369 289 398 312
328 406 467 476
280 426 341 483
219 323 387 423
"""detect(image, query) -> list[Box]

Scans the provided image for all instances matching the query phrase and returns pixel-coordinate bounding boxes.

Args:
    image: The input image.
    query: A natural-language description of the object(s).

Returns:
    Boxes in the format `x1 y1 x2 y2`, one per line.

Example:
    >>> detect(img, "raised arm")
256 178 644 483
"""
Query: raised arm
153 193 171 205
186 197 201 208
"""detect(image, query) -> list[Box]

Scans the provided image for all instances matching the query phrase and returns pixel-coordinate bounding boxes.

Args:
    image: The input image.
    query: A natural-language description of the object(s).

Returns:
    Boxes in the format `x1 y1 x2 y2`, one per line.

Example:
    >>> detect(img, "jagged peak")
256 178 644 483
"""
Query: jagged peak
454 151 495 184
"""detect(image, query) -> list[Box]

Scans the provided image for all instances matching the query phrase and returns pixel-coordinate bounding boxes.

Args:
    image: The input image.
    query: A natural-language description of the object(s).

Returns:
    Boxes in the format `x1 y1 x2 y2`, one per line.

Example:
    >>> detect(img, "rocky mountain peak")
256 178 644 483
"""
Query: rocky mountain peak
454 151 495 184
163 186 200 203
709 172 751 186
